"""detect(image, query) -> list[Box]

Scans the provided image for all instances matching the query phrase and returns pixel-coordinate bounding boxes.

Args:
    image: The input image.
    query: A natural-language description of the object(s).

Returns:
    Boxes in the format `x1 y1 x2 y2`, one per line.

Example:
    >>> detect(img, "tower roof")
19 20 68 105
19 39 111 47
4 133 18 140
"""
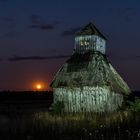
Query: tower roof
75 22 107 40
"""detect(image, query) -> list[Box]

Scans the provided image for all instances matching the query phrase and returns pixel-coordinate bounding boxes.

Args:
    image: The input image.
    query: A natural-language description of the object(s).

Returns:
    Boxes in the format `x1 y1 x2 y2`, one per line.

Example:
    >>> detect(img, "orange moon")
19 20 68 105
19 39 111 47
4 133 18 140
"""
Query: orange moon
36 84 42 89
32 81 48 91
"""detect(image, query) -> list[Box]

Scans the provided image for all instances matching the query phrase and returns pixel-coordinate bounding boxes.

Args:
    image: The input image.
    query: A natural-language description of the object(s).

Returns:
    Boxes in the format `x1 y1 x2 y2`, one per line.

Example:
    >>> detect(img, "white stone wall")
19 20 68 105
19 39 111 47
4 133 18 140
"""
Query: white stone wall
75 35 106 54
53 86 123 112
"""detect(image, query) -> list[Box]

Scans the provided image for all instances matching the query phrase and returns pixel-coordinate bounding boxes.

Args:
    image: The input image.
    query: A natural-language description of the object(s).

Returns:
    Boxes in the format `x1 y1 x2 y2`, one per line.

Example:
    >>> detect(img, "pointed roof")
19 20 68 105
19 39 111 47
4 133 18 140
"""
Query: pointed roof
75 22 107 40
51 51 131 95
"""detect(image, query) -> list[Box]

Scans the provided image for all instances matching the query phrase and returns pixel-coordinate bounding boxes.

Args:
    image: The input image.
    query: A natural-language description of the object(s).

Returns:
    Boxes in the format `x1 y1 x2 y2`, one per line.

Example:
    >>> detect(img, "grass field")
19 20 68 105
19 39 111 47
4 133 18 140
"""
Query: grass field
0 110 139 140
0 91 139 140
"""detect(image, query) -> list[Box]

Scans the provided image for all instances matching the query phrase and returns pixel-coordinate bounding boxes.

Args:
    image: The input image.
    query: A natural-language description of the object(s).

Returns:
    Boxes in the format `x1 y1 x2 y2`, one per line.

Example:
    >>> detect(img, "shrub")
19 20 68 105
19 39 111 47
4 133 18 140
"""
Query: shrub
127 98 140 112
49 101 64 114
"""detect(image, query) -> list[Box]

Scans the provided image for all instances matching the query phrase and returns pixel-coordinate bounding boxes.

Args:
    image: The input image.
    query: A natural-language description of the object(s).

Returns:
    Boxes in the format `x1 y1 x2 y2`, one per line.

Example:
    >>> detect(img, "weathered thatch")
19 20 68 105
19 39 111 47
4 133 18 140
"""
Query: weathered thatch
75 22 107 40
51 51 130 95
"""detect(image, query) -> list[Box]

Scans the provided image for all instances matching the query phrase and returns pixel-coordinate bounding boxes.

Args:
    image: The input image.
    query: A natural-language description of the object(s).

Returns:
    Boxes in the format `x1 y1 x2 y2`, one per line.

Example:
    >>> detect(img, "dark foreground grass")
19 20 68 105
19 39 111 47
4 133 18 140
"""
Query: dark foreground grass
0 111 140 140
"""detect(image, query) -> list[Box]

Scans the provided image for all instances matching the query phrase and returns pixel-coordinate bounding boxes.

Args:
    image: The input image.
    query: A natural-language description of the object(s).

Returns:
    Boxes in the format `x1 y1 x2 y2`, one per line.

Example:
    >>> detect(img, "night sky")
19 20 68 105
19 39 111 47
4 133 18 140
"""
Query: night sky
0 0 140 91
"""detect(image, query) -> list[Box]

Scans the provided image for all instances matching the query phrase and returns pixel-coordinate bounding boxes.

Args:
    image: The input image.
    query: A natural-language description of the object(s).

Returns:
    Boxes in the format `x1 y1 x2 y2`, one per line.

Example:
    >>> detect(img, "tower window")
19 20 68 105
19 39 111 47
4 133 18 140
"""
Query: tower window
85 40 90 46
80 40 84 46
80 40 90 46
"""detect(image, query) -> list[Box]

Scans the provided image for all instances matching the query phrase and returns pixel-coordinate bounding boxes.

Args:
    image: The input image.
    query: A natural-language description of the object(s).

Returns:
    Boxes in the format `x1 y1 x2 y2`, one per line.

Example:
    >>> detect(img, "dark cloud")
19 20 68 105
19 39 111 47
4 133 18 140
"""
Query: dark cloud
28 24 54 30
131 55 140 59
1 17 15 22
8 55 70 61
40 25 54 30
29 15 42 24
0 16 15 24
28 15 56 31
108 7 136 23
62 27 81 37
122 8 134 13
118 7 136 23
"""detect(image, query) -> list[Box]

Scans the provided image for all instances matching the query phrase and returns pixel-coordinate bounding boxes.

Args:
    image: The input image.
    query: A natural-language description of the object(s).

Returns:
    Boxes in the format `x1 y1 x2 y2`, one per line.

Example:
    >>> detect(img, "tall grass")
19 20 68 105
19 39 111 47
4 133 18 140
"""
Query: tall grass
0 110 139 140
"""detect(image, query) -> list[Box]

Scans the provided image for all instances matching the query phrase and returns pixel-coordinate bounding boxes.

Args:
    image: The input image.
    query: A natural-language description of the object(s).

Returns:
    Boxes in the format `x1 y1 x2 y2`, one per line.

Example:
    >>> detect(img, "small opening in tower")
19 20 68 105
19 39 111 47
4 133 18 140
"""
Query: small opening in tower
85 40 90 46
80 40 84 46
80 40 90 46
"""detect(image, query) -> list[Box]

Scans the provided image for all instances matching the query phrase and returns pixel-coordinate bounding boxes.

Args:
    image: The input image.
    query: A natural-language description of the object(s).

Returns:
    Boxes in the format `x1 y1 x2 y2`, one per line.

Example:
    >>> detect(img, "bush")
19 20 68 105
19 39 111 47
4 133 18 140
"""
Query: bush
49 101 64 114
127 98 140 112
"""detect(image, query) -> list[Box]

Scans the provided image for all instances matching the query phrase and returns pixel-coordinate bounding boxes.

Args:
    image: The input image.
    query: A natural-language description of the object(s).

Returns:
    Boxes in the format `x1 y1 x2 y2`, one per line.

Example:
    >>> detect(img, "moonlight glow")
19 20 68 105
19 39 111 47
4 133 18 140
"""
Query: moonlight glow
32 81 47 91
34 83 44 90
31 80 48 91
36 84 42 89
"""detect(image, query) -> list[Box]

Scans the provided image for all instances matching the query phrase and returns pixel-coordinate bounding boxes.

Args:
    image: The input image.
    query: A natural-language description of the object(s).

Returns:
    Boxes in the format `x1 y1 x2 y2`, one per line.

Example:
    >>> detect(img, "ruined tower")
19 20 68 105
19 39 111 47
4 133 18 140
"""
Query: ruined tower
51 23 131 112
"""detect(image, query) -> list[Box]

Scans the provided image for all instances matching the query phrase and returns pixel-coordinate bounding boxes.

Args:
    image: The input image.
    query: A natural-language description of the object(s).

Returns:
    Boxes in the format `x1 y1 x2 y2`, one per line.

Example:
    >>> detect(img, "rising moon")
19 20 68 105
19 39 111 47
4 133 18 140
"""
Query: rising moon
36 84 42 90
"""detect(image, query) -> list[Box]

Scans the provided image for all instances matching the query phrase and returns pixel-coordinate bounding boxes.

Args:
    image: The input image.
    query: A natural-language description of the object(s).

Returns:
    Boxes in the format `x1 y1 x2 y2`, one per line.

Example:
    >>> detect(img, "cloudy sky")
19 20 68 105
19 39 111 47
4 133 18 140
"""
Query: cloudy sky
0 0 140 91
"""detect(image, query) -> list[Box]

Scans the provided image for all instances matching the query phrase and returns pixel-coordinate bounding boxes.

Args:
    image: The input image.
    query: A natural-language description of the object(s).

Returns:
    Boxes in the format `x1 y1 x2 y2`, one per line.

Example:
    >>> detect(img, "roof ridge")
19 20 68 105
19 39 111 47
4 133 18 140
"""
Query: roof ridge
75 22 107 40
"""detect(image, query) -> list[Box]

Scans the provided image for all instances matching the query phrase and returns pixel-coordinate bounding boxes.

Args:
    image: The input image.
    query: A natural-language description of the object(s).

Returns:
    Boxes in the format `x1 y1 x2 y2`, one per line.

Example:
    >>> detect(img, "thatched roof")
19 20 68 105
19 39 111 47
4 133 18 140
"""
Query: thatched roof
51 51 131 95
75 22 107 40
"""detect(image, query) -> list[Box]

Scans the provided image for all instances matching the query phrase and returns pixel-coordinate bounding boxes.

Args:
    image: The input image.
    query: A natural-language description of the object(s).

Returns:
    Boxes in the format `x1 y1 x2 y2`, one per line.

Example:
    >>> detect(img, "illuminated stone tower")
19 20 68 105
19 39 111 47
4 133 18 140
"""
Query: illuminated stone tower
51 23 131 112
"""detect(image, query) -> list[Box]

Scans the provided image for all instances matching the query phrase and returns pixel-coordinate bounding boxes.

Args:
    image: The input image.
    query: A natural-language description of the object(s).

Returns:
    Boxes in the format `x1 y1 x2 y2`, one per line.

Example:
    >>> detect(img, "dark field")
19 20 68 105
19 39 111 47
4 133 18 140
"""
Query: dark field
0 91 139 140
